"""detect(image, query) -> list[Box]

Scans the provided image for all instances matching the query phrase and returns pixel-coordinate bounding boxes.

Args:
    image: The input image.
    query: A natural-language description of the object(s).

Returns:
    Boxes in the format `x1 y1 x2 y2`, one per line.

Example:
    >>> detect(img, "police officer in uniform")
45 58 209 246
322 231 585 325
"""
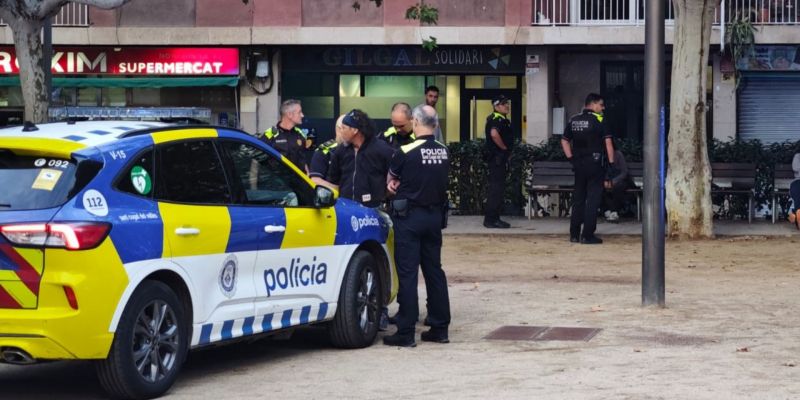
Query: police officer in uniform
261 99 308 172
561 93 616 244
381 102 416 150
309 114 345 188
484 94 514 229
383 104 451 347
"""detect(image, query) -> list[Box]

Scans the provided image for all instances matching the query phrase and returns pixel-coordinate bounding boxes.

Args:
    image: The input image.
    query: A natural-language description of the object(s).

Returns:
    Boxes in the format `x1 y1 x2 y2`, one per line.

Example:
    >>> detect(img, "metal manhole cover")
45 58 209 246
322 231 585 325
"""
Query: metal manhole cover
485 326 601 342
484 326 548 340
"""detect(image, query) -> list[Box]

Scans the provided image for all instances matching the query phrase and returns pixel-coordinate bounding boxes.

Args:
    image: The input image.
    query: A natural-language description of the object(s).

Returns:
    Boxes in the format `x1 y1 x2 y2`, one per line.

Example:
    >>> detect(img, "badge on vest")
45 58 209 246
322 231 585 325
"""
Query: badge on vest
362 194 372 202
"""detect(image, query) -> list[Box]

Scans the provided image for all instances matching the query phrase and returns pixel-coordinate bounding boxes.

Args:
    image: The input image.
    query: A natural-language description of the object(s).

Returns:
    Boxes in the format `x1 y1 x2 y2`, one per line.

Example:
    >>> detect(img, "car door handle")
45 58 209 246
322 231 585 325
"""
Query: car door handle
264 225 286 233
175 227 200 236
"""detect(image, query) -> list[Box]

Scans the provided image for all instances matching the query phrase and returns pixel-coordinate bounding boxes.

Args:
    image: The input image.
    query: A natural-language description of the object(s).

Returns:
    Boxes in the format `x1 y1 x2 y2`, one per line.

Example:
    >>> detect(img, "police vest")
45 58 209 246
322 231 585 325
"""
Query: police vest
263 125 306 141
382 127 416 147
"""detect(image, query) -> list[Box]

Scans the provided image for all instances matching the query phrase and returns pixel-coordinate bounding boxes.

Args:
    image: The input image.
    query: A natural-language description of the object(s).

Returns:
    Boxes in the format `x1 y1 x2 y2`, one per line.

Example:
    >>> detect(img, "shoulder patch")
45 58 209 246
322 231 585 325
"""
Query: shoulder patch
263 127 276 140
401 139 426 154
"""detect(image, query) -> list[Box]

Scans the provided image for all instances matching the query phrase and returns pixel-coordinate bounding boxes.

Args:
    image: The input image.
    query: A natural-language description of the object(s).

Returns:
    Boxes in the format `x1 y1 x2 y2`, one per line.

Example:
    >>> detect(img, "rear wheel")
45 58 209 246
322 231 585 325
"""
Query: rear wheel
329 251 383 348
96 280 188 400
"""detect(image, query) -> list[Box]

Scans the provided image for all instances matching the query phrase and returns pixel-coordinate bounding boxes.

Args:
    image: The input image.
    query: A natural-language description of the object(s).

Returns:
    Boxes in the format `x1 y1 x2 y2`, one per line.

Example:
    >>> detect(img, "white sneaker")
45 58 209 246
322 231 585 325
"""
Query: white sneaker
608 211 619 221
604 210 612 219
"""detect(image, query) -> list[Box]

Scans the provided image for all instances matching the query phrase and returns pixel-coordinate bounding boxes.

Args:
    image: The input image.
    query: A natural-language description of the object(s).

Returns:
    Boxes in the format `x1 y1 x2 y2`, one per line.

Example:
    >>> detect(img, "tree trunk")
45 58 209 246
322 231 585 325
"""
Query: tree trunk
666 0 718 239
9 19 47 123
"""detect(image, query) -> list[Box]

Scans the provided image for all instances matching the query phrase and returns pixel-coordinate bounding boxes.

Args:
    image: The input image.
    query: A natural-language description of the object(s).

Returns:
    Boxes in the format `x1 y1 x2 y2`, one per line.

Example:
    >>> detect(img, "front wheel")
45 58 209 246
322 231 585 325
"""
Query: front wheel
328 251 384 348
96 280 188 400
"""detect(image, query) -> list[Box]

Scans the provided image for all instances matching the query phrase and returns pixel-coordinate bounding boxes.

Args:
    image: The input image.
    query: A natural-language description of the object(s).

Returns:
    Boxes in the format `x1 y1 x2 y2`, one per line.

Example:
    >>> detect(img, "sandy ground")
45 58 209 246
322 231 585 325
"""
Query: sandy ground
3 234 800 399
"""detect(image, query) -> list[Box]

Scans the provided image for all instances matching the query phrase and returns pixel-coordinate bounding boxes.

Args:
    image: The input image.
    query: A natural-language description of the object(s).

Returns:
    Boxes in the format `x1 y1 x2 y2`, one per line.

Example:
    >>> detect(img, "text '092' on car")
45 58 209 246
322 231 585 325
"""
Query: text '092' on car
0 121 397 400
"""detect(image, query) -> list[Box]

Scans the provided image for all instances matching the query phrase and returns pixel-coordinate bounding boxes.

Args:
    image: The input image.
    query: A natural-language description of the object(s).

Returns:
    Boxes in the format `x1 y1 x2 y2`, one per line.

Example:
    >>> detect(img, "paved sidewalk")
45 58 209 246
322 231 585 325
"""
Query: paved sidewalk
445 215 798 236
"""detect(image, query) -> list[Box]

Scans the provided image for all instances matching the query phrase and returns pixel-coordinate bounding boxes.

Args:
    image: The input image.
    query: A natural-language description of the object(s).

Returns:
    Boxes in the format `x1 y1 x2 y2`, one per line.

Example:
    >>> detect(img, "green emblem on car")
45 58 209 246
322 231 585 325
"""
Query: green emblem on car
130 166 152 195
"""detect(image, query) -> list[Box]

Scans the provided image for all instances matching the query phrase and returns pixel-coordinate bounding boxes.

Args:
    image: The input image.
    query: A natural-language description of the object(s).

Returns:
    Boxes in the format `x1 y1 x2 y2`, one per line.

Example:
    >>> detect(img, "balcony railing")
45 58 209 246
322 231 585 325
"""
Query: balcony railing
532 0 798 26
1 3 89 26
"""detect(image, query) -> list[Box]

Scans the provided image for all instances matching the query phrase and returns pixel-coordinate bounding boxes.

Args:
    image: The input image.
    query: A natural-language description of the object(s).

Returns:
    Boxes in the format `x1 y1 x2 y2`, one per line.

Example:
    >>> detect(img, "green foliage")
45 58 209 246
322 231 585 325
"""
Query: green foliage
709 138 798 219
725 12 757 88
405 2 438 25
350 0 439 50
447 137 642 215
447 137 798 219
405 2 439 51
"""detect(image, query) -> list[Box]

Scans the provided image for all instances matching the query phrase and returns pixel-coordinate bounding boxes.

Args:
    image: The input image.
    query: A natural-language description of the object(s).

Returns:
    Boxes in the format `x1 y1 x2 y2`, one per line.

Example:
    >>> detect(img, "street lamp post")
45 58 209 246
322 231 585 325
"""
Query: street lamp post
642 0 666 307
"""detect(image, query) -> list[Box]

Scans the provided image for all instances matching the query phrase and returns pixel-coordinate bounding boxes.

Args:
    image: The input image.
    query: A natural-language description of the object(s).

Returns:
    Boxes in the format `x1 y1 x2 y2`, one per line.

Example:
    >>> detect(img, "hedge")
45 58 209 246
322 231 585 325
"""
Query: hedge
448 137 799 219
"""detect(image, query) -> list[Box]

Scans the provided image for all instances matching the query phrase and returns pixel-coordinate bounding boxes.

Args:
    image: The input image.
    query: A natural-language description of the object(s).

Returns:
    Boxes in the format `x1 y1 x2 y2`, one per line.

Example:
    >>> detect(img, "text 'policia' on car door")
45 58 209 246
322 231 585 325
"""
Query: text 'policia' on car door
217 140 341 318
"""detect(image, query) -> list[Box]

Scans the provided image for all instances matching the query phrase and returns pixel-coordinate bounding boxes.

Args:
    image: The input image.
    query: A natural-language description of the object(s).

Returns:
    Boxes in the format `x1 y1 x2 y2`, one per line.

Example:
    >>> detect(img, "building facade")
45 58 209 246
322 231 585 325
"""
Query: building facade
0 0 797 144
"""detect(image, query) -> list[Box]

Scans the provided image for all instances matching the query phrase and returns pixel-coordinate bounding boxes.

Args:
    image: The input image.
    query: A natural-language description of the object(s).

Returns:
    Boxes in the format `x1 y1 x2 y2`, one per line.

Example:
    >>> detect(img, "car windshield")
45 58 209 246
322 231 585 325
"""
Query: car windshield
0 151 87 210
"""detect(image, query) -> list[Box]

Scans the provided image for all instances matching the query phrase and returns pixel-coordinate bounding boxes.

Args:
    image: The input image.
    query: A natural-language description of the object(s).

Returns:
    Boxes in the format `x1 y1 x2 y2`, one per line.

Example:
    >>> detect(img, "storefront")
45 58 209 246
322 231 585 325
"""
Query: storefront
280 45 526 143
737 45 800 144
0 46 241 126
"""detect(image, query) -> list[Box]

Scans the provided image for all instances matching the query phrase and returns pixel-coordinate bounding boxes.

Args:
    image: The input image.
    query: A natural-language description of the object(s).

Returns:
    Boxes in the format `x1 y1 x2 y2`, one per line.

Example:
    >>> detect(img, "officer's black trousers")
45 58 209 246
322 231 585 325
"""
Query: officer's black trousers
392 207 451 336
485 152 509 222
571 158 604 238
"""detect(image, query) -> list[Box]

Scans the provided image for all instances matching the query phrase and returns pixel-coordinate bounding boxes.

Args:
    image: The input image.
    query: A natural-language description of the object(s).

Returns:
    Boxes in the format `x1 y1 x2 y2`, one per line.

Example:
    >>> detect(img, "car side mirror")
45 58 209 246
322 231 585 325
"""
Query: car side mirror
314 185 336 208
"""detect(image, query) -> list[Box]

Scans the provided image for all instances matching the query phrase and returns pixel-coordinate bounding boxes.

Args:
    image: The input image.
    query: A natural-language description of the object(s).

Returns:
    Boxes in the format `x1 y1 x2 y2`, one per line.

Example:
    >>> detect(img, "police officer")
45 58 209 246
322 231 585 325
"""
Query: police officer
381 102 416 150
309 114 345 188
261 99 307 172
483 94 514 229
561 93 616 244
383 104 451 347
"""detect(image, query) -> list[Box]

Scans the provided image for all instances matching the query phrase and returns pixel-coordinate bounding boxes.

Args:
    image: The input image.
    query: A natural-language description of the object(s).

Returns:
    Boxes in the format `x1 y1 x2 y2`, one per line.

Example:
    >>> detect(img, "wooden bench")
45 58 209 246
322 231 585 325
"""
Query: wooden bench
711 163 756 223
626 162 644 221
527 160 644 220
527 161 574 219
771 164 794 223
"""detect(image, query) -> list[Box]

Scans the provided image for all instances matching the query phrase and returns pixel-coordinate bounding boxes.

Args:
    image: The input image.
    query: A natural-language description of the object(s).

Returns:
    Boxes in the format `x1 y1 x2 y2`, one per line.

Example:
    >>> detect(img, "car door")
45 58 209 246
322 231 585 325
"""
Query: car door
155 139 257 340
218 140 341 329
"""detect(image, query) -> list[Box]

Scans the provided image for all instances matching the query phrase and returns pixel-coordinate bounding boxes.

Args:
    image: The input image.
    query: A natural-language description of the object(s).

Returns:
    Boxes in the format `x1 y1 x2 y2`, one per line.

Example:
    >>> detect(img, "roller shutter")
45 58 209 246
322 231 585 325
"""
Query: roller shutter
738 74 800 144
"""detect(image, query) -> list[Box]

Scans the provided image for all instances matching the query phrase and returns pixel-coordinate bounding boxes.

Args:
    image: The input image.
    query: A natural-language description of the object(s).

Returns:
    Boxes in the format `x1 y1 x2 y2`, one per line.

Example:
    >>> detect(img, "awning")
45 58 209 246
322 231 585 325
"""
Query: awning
0 76 240 88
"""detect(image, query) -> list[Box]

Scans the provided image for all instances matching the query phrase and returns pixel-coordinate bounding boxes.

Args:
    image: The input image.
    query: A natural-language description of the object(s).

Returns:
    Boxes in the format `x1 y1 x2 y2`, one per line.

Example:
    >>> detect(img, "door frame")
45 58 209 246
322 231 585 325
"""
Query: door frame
459 86 522 143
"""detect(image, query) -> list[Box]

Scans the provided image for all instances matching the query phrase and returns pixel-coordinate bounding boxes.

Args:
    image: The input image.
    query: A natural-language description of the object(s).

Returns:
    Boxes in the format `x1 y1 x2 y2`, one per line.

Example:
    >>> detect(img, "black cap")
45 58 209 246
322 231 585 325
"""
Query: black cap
492 95 510 106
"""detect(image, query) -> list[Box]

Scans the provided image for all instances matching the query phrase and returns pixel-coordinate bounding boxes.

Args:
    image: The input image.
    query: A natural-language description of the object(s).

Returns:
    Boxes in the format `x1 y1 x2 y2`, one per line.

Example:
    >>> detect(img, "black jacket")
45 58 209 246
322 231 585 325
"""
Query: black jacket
329 137 394 208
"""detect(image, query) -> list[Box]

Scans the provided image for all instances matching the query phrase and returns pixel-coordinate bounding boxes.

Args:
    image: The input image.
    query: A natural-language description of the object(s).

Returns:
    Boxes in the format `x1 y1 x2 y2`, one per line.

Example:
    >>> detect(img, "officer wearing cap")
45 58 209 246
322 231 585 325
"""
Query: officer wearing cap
309 114 345 188
381 102 416 150
483 94 514 229
383 104 451 348
561 93 616 244
261 99 308 172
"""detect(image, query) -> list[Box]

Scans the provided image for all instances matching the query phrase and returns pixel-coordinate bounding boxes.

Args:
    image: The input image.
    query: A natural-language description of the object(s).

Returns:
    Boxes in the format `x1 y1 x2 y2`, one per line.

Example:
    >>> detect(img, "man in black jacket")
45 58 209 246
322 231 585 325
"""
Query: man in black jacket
328 109 395 208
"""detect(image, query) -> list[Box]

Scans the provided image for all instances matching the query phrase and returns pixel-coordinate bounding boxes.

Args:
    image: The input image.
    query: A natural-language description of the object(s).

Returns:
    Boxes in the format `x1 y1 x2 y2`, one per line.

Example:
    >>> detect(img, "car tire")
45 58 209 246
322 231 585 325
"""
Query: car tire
329 250 383 349
96 280 188 400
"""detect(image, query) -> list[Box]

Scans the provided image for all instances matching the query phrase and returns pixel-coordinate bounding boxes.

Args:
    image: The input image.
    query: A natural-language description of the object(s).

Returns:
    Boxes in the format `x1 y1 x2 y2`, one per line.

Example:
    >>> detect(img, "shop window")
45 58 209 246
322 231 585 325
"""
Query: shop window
77 87 99 106
465 75 517 89
130 88 161 106
103 87 126 107
0 87 24 107
339 74 360 97
443 75 458 143
283 72 336 119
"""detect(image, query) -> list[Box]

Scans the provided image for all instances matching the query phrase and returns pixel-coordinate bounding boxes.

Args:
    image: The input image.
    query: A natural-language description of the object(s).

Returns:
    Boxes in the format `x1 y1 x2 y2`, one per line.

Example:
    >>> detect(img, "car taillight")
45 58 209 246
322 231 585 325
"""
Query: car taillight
0 222 110 250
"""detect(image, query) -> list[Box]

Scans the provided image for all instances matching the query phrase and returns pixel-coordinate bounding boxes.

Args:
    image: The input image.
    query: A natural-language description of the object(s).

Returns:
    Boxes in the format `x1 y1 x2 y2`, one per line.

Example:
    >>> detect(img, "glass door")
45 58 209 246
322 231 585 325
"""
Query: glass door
460 89 521 143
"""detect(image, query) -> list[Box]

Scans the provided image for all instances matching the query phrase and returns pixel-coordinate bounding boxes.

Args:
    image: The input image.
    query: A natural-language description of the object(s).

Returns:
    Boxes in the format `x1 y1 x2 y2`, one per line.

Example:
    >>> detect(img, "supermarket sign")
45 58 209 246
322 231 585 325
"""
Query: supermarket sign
0 47 239 75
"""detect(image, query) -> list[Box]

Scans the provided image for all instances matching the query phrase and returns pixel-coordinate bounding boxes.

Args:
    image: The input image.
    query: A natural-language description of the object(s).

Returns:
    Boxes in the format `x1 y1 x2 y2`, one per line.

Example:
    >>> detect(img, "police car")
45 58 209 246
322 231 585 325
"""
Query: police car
0 121 396 399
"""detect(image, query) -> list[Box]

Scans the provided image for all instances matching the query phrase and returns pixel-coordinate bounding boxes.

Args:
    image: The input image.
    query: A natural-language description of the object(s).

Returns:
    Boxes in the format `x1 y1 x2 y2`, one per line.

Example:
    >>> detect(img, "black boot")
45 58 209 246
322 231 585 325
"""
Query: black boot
420 328 449 344
383 332 416 347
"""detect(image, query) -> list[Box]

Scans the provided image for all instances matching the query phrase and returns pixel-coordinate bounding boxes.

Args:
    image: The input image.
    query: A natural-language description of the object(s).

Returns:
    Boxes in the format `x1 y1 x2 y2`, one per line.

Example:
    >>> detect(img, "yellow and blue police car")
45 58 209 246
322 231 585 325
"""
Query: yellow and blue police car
0 121 397 399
